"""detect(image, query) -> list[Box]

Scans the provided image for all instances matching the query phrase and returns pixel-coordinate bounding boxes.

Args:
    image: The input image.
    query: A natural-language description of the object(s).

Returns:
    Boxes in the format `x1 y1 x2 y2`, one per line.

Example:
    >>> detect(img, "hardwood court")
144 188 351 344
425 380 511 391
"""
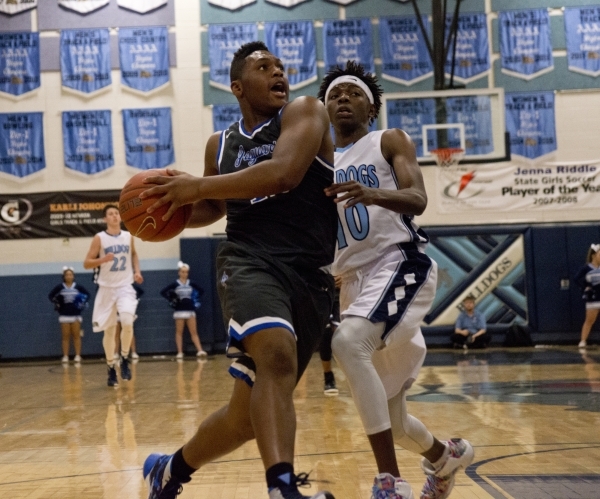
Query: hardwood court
1 346 599 499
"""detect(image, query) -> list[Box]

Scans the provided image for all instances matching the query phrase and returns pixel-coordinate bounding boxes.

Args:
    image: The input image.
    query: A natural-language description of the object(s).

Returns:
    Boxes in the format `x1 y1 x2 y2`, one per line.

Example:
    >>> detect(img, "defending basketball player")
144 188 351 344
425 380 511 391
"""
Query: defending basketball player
320 62 474 499
139 41 337 499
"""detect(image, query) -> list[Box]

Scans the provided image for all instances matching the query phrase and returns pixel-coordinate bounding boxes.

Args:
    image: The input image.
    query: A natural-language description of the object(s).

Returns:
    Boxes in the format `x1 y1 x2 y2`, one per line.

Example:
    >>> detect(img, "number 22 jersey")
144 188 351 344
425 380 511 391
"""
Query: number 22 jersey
94 230 134 287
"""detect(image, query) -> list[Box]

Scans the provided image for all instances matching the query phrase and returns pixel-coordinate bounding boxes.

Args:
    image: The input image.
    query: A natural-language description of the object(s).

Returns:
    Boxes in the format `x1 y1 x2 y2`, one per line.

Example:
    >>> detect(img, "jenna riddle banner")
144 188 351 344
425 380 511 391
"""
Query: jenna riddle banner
436 161 600 213
0 190 120 239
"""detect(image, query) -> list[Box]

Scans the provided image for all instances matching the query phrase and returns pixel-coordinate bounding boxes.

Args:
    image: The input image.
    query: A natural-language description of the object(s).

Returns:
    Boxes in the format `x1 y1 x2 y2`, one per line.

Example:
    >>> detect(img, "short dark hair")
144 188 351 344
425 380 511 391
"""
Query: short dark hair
318 60 383 123
103 204 119 217
230 41 270 82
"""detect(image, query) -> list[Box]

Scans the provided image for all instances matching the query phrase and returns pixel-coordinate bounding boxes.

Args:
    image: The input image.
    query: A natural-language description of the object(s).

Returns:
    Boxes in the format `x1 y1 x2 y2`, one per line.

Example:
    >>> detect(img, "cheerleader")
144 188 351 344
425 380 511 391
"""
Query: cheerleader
48 267 90 363
160 261 206 359
574 243 600 348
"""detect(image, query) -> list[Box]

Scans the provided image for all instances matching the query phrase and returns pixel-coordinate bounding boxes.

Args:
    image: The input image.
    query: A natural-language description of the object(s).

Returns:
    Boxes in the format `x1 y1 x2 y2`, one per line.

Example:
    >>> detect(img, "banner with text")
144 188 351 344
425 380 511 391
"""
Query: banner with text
0 190 120 240
212 103 242 132
505 91 556 161
564 7 600 77
60 29 111 94
0 32 40 96
323 18 374 74
122 107 174 169
119 26 170 93
379 16 433 86
117 0 168 14
0 0 37 15
58 0 109 14
436 161 600 213
209 23 258 92
264 21 316 90
445 12 489 83
0 112 45 179
62 110 114 175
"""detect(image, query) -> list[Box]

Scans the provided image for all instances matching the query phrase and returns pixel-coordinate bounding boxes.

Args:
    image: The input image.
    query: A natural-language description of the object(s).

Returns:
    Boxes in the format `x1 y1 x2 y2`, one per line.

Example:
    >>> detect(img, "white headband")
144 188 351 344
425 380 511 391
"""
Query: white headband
324 75 374 105
592 244 600 253
178 261 190 270
62 266 74 272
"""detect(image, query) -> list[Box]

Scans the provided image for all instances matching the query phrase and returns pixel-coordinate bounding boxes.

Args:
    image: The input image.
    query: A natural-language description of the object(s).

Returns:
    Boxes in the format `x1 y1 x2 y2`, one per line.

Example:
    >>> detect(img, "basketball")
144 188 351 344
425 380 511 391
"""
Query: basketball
119 169 192 242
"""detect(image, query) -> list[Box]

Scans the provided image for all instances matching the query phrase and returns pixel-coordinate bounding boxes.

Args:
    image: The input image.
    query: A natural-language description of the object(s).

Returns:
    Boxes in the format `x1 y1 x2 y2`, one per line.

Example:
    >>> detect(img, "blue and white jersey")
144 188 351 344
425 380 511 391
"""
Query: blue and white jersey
48 282 90 316
160 279 203 311
575 263 600 302
94 231 134 288
332 130 429 275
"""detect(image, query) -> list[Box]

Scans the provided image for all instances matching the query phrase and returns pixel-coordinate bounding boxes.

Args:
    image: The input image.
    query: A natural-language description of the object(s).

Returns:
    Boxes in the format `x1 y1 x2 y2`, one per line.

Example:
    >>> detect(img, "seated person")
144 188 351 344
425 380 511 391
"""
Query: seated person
452 295 490 349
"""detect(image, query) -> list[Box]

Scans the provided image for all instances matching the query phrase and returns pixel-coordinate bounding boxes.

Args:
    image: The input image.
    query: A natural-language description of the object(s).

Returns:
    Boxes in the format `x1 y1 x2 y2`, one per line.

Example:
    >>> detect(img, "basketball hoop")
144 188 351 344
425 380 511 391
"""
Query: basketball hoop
430 148 464 169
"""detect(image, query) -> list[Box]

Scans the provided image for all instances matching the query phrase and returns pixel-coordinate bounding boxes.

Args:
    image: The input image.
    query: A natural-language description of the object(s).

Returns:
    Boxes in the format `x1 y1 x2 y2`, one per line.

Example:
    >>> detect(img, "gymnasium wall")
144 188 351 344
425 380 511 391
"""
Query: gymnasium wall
1 0 600 358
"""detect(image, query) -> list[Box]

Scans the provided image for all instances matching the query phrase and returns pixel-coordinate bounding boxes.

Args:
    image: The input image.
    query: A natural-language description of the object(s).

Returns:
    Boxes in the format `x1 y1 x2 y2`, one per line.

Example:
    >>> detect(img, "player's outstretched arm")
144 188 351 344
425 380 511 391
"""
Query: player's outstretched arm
140 97 331 221
325 128 427 216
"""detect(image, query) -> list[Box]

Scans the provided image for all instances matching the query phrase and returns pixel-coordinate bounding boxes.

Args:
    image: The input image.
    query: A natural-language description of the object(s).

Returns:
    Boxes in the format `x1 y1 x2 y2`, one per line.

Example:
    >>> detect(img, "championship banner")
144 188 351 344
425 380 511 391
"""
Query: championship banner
0 190 120 240
505 92 556 161
564 7 600 77
119 26 169 93
58 0 109 14
0 32 40 97
60 29 111 95
385 98 436 157
444 95 493 156
207 0 256 10
323 18 374 74
117 0 168 14
499 9 553 81
209 23 258 92
0 112 45 179
122 107 174 169
445 12 489 83
62 110 114 175
264 21 316 91
379 16 433 86
436 161 600 213
265 0 309 6
212 103 241 132
0 0 37 15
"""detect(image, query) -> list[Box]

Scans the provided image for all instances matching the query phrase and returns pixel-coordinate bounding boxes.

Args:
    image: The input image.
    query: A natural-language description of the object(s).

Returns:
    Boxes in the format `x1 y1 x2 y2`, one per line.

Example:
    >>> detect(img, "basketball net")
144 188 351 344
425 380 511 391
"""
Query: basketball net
431 148 465 182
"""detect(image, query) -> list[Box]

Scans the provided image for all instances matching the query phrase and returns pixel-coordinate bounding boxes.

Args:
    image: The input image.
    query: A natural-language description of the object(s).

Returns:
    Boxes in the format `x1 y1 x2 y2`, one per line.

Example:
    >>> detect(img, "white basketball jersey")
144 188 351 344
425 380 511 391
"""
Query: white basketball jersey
332 130 429 275
95 231 134 288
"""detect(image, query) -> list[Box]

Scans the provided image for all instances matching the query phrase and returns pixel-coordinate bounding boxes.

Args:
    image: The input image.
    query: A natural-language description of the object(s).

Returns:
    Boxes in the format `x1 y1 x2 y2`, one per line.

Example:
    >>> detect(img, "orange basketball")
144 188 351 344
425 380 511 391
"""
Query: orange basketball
119 169 192 242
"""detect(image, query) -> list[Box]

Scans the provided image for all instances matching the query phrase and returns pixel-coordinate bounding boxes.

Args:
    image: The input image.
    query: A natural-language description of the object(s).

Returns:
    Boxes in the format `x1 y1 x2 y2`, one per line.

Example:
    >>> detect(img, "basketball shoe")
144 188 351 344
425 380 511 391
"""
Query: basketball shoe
268 472 335 499
371 473 414 499
323 371 339 395
107 366 118 387
121 357 132 380
420 439 474 499
144 453 190 499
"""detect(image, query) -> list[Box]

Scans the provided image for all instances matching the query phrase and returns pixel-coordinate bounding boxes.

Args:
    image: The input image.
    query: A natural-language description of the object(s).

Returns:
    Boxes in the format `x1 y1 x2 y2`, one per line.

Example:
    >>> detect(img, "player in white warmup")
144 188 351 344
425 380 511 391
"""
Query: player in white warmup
84 204 143 387
319 62 474 499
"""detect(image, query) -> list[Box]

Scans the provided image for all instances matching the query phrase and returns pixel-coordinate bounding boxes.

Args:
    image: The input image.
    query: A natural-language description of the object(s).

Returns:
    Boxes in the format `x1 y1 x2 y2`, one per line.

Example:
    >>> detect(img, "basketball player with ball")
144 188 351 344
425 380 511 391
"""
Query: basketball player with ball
138 41 338 499
84 204 143 388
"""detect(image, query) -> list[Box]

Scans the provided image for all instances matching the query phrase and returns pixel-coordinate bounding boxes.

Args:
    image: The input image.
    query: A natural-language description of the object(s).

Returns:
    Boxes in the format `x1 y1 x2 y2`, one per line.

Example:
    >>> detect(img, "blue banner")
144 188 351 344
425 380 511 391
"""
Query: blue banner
60 29 112 94
0 112 45 179
379 16 432 86
264 21 316 91
385 98 436 158
499 9 553 80
212 104 242 132
62 110 114 175
209 23 258 92
564 7 600 77
505 92 556 160
0 32 40 97
444 96 493 155
119 26 170 93
122 107 174 170
445 13 489 83
323 19 374 74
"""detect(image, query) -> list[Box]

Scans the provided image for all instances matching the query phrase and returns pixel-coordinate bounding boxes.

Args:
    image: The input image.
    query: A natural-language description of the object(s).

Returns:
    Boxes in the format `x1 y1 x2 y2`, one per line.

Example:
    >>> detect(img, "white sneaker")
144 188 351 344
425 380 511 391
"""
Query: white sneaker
74 355 81 363
61 355 69 363
420 439 474 499
579 341 587 349
197 350 207 359
371 473 414 499
131 352 139 360
176 352 184 360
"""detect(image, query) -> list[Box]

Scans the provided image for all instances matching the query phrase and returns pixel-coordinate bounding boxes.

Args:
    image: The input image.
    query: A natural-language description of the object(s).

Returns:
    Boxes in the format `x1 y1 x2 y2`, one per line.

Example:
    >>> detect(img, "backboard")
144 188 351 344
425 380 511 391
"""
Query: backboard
381 88 509 165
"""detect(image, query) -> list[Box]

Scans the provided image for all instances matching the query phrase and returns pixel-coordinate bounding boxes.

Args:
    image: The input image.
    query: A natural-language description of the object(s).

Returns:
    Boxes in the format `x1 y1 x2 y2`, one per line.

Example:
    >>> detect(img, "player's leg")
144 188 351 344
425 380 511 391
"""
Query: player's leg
185 316 206 358
319 323 338 395
60 322 71 362
580 307 599 347
71 321 82 360
92 287 120 386
174 318 185 358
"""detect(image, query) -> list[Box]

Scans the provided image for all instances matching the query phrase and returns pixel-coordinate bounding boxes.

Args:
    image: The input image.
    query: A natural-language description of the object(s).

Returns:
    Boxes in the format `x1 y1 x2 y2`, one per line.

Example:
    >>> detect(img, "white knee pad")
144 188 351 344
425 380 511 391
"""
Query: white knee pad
103 326 117 365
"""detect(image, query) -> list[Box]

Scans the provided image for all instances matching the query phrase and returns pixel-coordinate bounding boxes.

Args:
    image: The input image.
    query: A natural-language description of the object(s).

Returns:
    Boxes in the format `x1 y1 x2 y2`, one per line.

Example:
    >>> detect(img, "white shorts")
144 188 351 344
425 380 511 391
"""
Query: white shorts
173 311 196 320
92 285 138 333
59 315 82 324
586 301 600 310
340 245 437 398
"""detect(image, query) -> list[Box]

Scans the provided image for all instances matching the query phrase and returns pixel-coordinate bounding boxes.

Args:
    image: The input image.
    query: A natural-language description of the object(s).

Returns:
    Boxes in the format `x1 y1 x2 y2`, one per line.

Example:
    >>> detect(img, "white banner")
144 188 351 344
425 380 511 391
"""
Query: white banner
265 0 309 6
0 0 37 15
58 0 110 14
436 161 600 212
207 0 255 10
117 0 168 14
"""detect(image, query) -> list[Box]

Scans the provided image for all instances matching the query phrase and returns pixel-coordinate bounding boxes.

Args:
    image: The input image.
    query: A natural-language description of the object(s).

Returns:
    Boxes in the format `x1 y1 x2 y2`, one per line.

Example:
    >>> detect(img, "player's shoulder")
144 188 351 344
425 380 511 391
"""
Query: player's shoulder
284 95 327 116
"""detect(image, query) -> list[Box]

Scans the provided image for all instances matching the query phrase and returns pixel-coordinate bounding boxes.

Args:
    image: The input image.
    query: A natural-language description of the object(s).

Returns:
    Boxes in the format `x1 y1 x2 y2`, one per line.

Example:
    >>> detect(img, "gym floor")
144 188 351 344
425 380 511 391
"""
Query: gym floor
0 345 599 498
